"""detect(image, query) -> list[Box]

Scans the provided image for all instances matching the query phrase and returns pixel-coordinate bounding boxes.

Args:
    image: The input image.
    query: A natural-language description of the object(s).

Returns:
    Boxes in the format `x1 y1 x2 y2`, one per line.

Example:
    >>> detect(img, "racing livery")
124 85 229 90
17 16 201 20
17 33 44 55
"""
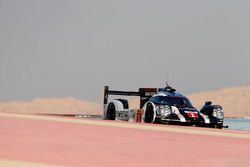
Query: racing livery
103 85 224 128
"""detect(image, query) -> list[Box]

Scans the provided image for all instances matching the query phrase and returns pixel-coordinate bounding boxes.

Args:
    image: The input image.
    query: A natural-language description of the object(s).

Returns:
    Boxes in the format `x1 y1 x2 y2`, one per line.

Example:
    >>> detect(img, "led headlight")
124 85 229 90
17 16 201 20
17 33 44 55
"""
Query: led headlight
212 108 224 119
157 105 171 117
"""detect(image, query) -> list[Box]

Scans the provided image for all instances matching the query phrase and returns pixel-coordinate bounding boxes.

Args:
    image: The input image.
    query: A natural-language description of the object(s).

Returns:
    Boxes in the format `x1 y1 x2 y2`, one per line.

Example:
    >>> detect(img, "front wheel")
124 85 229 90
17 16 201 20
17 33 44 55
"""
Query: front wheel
209 123 223 129
214 124 223 129
144 103 155 123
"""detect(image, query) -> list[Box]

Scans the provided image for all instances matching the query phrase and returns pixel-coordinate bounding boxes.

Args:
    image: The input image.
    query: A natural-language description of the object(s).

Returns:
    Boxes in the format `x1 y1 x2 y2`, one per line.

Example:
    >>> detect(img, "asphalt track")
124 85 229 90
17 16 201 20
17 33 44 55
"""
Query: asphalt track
0 113 250 167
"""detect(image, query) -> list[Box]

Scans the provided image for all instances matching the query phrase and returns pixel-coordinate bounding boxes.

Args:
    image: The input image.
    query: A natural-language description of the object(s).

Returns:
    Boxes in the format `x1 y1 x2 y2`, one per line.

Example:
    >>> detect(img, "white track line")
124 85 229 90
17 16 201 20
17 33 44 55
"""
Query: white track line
0 159 59 167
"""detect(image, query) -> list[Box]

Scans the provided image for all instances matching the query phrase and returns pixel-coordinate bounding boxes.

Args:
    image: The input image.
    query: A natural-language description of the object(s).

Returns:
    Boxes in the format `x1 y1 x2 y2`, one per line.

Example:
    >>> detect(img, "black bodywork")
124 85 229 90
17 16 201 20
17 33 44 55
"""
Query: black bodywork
200 102 224 128
104 86 224 129
145 88 224 128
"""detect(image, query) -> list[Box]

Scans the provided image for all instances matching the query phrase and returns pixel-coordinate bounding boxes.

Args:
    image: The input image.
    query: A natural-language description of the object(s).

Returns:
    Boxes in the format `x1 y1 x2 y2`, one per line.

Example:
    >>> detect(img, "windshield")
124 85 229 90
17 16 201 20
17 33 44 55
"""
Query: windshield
150 96 194 108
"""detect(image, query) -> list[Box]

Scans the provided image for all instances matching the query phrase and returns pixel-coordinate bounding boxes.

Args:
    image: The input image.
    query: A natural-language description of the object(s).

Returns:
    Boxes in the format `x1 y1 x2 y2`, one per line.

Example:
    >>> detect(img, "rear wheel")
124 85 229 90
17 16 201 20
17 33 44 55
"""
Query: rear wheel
106 103 116 120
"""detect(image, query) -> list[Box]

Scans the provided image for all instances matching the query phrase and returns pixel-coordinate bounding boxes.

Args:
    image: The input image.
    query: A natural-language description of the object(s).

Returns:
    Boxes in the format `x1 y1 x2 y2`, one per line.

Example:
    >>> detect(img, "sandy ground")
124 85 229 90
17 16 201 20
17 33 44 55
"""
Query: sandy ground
0 97 101 115
188 86 250 117
0 112 250 167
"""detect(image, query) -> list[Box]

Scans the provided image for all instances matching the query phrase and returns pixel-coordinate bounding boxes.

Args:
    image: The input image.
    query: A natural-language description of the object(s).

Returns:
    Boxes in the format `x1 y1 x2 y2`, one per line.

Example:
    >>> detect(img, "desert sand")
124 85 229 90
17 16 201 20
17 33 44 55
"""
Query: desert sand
0 86 250 117
188 86 250 117
0 97 101 115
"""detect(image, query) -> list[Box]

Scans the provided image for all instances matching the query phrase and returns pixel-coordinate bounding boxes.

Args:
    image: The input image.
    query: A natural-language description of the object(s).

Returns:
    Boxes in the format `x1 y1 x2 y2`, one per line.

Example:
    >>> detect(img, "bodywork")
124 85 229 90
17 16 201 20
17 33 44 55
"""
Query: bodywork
103 86 224 128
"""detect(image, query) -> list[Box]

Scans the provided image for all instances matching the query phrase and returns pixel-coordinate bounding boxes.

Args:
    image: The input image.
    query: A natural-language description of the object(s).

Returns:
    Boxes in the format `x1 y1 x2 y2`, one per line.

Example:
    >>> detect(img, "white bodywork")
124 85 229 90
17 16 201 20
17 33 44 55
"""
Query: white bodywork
171 106 186 122
105 98 210 124
104 100 124 118
105 100 137 121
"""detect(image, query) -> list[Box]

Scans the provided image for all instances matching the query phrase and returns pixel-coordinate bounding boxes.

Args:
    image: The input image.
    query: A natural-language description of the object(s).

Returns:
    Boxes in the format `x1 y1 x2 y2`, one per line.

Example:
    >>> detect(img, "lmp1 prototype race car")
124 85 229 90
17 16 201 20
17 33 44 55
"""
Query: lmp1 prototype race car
103 84 224 129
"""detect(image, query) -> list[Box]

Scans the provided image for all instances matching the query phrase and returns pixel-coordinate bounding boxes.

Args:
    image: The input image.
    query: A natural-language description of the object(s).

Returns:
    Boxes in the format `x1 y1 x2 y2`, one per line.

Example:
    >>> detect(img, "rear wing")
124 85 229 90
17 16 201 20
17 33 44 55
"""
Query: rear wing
104 86 158 109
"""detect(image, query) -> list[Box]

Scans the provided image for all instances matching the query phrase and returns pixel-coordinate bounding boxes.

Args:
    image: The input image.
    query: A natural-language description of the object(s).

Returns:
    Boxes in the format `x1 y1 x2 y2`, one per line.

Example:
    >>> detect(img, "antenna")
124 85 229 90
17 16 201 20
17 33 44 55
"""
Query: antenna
165 76 170 88
165 81 169 88
164 78 176 93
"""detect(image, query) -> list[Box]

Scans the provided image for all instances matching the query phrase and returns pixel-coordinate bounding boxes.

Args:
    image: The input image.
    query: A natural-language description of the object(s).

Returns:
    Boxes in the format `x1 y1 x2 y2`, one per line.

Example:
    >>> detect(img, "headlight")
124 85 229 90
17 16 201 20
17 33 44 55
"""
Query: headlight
212 108 224 119
157 105 171 117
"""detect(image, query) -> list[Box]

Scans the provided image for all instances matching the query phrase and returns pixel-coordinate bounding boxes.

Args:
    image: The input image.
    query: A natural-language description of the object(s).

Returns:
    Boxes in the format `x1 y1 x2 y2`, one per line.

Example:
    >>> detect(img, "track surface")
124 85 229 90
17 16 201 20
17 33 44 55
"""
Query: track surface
0 113 250 167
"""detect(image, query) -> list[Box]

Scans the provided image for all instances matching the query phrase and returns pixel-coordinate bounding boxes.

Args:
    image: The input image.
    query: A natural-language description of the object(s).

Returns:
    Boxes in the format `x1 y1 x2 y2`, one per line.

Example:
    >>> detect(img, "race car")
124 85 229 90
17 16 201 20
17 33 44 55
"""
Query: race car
103 85 224 128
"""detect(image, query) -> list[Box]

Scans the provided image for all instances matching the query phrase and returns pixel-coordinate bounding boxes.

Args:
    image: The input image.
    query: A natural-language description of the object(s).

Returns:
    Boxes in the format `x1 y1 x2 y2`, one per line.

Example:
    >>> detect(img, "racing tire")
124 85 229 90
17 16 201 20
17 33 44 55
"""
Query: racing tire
106 103 116 120
214 124 223 129
144 103 155 123
209 123 223 129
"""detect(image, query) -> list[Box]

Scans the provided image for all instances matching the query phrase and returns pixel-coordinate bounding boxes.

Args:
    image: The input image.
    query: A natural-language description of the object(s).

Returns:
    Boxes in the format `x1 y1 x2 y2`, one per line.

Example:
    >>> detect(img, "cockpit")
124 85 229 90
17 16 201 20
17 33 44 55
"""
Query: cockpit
150 95 194 108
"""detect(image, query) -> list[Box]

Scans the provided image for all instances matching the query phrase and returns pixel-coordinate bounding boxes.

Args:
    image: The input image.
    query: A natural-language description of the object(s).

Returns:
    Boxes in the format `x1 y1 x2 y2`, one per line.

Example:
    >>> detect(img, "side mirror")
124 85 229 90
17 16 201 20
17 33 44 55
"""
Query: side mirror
205 101 212 105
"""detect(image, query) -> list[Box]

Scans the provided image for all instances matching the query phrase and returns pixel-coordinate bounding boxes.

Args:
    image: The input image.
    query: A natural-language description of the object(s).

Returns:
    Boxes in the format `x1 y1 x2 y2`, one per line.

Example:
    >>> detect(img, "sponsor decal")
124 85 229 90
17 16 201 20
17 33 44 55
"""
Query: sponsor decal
185 111 199 118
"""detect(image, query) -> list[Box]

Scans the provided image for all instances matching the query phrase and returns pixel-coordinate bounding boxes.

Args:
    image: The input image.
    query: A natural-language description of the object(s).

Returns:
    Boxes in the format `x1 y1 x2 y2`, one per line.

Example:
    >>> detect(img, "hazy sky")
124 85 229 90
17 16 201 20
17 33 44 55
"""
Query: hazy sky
1 0 250 102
